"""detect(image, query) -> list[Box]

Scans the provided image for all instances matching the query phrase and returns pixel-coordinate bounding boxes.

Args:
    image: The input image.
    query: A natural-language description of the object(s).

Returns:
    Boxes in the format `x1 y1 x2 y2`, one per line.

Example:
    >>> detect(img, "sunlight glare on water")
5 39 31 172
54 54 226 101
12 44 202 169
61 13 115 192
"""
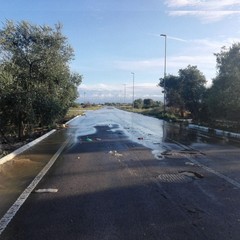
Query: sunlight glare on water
68 107 165 154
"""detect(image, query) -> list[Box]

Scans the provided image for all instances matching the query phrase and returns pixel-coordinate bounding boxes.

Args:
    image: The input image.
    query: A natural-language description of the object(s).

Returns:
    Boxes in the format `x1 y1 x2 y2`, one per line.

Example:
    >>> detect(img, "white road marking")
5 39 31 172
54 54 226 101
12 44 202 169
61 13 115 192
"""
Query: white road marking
0 137 70 236
34 188 58 193
190 158 240 189
0 130 56 165
169 137 240 189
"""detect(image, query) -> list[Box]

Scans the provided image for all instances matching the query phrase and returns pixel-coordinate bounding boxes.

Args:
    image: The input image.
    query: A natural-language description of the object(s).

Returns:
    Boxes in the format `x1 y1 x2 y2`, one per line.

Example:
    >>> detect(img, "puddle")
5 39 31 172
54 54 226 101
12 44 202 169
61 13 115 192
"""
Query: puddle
0 158 42 179
152 150 165 160
179 171 204 179
160 150 201 158
185 161 199 166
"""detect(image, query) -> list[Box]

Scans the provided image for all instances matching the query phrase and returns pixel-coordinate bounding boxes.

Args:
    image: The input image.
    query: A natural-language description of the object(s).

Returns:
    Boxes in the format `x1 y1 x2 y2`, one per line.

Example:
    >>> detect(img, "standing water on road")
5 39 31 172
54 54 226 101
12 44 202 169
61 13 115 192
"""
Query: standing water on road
67 107 166 156
67 107 235 156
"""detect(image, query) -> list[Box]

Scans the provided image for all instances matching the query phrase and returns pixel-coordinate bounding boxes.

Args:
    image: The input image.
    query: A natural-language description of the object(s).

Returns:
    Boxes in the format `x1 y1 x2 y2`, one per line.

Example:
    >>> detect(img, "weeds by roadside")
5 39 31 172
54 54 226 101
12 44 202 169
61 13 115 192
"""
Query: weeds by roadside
0 104 102 158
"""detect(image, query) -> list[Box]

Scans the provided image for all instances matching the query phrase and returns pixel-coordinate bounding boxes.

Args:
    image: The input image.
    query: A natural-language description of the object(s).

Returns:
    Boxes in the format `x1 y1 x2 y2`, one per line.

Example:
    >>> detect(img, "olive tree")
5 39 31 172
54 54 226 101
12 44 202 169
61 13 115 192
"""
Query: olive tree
206 43 240 121
0 20 82 139
159 65 206 119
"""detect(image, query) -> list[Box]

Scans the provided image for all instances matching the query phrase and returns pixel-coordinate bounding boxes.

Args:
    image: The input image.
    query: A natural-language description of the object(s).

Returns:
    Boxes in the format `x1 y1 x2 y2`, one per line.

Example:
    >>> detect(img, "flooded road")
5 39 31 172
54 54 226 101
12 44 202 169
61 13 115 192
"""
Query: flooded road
68 107 240 186
1 107 240 239
0 130 68 218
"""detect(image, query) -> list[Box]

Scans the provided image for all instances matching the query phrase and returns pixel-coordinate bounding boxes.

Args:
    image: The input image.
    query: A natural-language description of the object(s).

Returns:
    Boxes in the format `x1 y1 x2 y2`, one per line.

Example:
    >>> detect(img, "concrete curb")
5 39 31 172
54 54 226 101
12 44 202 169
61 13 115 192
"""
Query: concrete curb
0 130 56 165
188 124 240 139
66 115 80 124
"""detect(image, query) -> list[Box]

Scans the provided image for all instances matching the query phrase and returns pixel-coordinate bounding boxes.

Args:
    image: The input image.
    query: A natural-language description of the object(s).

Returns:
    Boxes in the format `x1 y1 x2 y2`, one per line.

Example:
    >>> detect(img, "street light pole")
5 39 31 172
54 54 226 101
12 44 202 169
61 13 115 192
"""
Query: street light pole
160 34 167 113
123 84 126 105
131 72 135 109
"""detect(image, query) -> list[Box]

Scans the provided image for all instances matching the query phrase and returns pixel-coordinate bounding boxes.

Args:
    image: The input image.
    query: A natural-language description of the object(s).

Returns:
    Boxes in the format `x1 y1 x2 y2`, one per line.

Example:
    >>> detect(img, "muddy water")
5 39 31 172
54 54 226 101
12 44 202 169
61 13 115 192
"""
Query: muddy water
0 129 69 218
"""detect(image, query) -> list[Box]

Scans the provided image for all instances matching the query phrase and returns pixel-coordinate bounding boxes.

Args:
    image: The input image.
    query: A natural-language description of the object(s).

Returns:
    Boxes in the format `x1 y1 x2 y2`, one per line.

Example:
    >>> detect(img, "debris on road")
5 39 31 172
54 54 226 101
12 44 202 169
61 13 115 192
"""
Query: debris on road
109 150 123 157
161 150 172 156
185 162 196 166
86 137 93 142
152 150 164 160
57 124 68 129
34 188 58 193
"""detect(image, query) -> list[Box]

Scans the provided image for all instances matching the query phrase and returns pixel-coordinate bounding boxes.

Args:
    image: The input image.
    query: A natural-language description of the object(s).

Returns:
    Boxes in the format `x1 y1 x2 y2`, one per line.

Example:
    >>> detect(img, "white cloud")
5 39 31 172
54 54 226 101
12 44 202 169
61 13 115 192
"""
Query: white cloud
114 55 215 73
168 36 188 42
164 0 240 22
170 55 214 65
147 33 188 42
169 10 240 22
165 0 240 9
80 83 122 91
113 36 240 82
189 37 240 55
78 83 162 103
80 83 160 92
191 38 223 49
165 0 202 8
78 36 240 103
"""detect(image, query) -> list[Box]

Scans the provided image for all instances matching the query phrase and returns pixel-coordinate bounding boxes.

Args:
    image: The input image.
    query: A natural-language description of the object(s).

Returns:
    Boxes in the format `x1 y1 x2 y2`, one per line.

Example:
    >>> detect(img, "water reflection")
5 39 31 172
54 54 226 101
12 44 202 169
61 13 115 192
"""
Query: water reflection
163 121 235 148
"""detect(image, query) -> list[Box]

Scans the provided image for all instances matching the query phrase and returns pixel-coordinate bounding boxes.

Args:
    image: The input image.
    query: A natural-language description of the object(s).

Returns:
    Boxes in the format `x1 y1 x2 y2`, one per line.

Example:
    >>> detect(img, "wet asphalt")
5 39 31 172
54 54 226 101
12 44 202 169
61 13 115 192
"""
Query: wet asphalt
1 118 240 239
0 130 68 219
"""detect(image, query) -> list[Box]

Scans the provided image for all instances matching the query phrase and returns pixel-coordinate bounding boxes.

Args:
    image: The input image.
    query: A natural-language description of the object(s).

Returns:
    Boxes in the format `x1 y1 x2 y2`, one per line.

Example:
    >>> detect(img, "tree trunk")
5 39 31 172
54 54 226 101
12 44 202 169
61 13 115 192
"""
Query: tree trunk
180 108 184 118
18 112 24 140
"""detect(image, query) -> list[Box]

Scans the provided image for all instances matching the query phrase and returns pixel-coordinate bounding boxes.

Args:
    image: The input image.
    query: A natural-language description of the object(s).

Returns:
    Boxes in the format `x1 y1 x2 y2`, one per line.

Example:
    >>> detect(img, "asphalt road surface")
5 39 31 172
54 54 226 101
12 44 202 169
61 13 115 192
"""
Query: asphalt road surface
1 108 240 239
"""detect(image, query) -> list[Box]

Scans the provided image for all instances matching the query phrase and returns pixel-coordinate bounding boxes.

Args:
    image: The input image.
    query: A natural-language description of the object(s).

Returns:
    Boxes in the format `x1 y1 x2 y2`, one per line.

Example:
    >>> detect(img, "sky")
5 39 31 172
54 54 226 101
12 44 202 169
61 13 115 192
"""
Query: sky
1 0 240 103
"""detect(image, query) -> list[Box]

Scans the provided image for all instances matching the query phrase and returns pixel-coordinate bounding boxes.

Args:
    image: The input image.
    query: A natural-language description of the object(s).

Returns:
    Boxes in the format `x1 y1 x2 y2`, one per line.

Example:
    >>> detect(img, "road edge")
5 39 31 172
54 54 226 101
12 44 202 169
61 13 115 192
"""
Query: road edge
0 136 71 236
0 115 80 165
0 130 56 165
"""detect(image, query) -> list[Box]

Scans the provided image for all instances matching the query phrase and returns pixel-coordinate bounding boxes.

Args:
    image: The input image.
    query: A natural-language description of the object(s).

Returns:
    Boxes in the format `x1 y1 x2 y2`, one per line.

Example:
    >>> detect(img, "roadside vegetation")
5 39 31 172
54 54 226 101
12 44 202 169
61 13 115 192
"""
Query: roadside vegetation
119 99 178 122
157 44 240 132
120 44 240 133
63 103 102 122
0 20 82 156
1 19 240 156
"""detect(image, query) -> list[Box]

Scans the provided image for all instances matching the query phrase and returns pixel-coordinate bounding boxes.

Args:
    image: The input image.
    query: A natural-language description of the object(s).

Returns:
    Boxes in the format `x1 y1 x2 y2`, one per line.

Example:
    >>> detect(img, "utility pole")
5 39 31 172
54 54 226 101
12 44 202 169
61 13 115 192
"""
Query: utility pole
160 34 167 113
123 84 126 105
131 72 135 109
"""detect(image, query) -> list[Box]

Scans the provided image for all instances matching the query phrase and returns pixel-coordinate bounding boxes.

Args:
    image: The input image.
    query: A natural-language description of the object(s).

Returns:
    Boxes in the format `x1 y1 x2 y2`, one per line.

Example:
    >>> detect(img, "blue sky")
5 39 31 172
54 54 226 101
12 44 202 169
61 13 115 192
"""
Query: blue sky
1 0 240 103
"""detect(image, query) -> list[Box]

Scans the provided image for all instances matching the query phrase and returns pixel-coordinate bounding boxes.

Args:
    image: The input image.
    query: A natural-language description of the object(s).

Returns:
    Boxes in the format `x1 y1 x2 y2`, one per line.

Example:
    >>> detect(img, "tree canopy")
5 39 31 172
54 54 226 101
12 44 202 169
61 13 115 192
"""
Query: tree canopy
133 98 143 109
159 65 206 119
158 44 240 124
0 20 82 139
206 43 240 121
